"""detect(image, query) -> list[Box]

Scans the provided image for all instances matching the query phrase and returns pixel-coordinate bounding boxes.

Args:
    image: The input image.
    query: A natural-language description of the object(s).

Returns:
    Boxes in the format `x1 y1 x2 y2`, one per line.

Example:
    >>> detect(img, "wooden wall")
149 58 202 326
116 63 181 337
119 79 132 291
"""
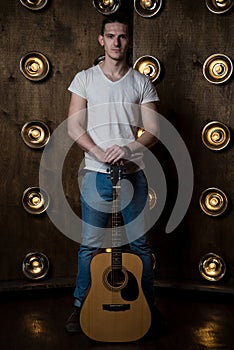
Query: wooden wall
133 0 234 291
0 0 233 292
0 0 104 289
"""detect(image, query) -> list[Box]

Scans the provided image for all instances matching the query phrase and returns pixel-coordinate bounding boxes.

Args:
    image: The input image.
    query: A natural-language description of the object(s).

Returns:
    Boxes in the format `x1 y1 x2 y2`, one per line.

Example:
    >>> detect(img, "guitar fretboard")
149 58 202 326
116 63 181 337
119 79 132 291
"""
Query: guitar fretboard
111 166 124 271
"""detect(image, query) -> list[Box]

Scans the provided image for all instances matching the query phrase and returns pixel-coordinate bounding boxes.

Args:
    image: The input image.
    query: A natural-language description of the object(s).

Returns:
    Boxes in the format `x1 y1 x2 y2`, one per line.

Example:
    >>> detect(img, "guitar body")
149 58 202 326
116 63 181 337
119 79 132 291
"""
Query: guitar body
80 251 151 342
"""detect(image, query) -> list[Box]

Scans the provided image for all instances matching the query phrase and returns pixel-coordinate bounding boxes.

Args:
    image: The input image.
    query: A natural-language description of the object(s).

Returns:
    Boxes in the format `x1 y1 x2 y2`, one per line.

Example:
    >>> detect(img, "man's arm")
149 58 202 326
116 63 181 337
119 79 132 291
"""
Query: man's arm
128 101 159 152
67 93 106 162
104 101 159 164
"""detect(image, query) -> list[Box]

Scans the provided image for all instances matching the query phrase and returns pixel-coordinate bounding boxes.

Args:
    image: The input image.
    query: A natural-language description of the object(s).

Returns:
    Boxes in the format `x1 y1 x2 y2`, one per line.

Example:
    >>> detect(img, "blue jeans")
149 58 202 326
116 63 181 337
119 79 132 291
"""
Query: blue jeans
74 169 155 307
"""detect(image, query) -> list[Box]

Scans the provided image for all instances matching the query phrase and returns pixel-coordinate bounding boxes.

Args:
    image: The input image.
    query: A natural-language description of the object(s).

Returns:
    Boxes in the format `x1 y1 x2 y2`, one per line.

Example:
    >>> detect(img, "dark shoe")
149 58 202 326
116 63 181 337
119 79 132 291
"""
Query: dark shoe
65 307 81 333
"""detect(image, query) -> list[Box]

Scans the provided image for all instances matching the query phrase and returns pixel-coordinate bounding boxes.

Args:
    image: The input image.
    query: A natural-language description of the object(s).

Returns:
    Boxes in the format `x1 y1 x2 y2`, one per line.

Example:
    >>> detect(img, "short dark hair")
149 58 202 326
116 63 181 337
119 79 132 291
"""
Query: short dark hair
100 13 130 35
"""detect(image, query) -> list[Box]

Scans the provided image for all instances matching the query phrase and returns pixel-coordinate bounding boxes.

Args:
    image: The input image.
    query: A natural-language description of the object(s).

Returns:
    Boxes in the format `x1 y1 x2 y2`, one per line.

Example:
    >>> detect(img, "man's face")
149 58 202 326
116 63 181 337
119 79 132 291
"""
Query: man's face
98 22 129 62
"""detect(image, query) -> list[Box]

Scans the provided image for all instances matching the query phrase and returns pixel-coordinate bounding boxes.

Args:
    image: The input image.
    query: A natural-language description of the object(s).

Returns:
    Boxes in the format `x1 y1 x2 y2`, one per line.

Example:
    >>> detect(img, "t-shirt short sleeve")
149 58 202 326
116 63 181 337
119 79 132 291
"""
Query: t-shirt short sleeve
141 76 160 104
68 70 87 99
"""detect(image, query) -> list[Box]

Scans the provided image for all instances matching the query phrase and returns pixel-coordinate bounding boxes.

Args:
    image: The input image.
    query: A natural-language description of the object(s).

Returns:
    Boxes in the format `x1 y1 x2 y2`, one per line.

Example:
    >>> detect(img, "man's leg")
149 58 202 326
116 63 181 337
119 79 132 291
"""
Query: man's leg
74 171 113 305
66 171 112 332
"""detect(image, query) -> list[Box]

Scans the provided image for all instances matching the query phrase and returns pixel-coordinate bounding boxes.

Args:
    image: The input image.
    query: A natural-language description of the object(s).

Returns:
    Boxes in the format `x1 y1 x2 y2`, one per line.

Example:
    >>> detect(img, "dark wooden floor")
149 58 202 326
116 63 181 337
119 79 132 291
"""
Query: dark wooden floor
1 287 234 350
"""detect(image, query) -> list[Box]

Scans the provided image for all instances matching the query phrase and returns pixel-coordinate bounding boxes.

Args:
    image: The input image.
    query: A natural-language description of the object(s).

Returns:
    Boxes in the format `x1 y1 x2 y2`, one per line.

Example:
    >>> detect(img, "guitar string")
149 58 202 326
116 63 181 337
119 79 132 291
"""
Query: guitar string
111 165 122 291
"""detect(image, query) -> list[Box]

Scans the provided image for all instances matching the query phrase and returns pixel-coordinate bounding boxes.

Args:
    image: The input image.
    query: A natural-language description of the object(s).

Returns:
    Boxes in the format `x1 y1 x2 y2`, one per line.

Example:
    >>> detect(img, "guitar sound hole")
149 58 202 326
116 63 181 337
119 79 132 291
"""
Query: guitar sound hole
106 269 127 290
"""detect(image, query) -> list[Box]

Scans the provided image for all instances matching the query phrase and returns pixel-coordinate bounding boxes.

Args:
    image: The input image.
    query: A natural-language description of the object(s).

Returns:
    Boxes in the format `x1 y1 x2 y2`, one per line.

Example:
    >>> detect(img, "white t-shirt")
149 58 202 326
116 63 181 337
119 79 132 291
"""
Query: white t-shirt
68 64 159 173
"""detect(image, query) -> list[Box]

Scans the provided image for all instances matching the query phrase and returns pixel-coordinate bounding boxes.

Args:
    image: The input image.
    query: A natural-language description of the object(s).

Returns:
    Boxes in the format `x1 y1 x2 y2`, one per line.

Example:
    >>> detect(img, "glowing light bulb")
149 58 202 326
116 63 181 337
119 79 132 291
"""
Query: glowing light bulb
140 0 155 10
30 62 40 72
30 128 41 139
211 131 222 142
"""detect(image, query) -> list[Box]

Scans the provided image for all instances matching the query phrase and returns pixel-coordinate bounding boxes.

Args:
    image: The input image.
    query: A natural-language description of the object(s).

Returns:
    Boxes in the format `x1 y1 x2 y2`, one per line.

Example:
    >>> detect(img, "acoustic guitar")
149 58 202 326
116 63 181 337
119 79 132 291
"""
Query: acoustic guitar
80 164 151 342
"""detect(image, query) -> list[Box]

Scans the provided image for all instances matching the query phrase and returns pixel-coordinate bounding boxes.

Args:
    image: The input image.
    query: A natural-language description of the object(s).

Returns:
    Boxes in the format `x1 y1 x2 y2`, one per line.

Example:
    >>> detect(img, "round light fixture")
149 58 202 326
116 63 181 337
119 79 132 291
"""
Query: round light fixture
22 252 50 280
151 253 156 270
93 0 121 14
134 0 162 17
199 252 226 282
93 55 105 66
133 55 161 83
205 0 234 14
199 187 228 217
20 0 49 11
21 120 51 149
203 53 233 84
148 187 157 210
22 187 50 214
201 121 231 151
20 52 50 81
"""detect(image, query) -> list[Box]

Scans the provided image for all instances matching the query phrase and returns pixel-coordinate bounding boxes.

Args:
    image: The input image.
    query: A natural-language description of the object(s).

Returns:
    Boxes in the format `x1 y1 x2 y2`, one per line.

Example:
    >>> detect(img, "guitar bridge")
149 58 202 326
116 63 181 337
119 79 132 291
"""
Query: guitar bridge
102 304 130 311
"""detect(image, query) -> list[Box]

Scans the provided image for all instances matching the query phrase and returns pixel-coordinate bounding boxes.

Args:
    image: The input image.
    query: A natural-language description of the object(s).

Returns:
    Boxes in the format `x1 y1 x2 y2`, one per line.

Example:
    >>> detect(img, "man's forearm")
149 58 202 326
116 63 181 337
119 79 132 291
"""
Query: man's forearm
127 131 158 153
73 132 106 163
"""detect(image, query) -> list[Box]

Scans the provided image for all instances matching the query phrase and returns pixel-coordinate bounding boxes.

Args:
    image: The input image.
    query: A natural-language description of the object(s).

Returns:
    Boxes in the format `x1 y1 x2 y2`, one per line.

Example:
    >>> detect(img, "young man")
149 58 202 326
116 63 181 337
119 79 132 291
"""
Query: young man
66 14 164 335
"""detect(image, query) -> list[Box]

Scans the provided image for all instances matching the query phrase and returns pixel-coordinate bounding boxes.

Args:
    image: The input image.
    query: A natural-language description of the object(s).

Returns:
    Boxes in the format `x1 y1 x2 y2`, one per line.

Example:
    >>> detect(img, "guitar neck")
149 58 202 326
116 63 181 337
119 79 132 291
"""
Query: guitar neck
111 165 124 271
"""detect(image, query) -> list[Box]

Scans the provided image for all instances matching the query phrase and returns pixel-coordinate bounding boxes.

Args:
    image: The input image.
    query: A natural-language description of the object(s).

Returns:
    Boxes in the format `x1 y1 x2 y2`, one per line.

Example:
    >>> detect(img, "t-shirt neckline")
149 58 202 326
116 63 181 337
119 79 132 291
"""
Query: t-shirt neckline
97 64 132 84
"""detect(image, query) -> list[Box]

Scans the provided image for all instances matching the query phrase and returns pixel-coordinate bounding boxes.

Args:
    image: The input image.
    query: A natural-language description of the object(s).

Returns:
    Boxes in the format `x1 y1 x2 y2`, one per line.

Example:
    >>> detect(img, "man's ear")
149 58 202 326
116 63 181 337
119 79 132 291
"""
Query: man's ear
98 35 104 47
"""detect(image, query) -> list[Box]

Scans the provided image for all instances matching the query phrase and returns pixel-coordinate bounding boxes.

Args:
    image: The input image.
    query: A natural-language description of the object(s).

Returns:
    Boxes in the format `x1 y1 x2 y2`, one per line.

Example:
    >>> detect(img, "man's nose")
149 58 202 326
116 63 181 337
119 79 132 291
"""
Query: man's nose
114 37 121 46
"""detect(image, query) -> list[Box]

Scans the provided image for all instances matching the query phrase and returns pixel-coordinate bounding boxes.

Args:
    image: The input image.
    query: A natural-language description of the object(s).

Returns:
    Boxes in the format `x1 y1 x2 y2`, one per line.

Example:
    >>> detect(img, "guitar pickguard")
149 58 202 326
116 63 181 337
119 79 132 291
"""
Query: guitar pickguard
121 270 139 301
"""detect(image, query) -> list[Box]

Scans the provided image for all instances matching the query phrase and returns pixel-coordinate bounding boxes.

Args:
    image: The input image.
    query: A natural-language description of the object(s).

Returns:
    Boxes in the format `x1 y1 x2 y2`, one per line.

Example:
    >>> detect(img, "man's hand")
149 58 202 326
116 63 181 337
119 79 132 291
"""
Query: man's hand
90 146 107 163
104 145 130 164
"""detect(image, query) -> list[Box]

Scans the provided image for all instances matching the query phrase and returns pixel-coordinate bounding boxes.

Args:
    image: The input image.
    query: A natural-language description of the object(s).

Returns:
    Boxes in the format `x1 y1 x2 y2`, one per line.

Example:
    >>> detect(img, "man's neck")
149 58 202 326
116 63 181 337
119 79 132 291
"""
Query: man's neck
99 59 130 82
